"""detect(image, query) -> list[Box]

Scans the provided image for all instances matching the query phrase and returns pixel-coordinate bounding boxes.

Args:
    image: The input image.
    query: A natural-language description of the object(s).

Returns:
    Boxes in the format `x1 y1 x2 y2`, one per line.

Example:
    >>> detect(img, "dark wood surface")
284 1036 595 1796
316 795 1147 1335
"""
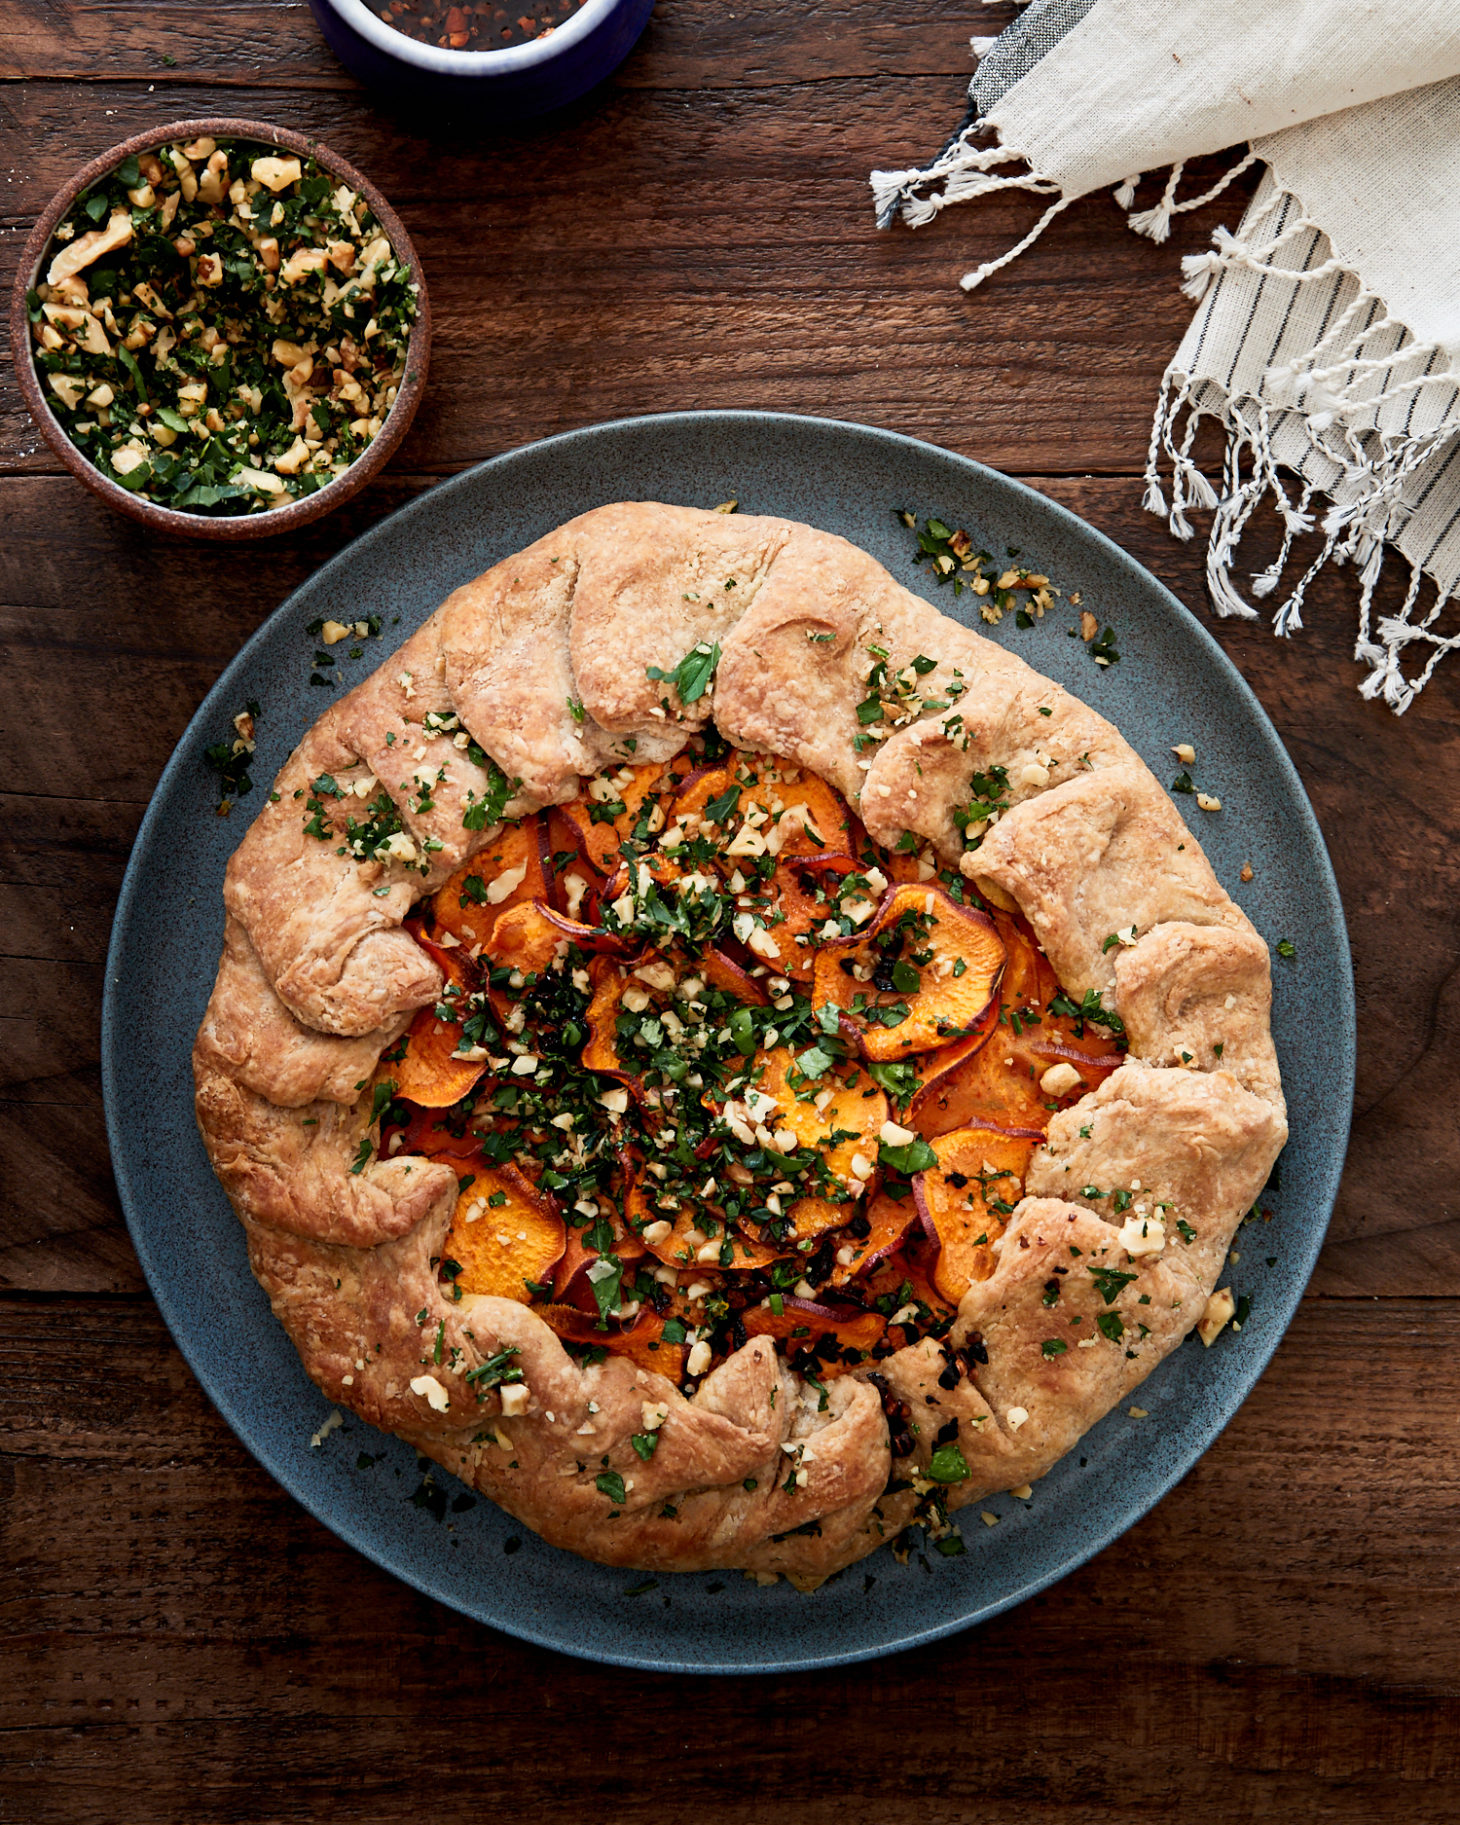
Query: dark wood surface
4 6 1459 1819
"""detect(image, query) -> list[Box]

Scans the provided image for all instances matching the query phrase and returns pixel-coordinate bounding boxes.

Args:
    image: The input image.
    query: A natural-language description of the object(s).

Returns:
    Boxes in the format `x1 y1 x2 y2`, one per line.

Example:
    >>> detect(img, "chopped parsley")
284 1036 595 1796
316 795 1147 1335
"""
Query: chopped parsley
646 641 720 706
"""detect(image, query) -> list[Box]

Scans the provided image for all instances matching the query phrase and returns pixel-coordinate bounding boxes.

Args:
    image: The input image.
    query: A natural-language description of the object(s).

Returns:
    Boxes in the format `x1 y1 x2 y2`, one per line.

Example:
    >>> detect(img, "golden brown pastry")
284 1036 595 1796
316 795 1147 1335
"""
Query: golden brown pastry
195 504 1285 1583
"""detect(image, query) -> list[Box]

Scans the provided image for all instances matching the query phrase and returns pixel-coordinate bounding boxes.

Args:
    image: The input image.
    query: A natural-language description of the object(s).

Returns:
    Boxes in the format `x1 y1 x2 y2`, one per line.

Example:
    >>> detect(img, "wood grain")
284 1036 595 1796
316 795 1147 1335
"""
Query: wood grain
4 1298 1460 1822
4 1 1460 1810
0 73 1250 480
0 0 1015 89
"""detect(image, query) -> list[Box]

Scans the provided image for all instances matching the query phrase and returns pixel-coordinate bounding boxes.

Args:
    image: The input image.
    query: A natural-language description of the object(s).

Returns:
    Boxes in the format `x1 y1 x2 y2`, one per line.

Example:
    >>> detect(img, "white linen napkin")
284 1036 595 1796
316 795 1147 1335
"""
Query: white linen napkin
872 0 1460 709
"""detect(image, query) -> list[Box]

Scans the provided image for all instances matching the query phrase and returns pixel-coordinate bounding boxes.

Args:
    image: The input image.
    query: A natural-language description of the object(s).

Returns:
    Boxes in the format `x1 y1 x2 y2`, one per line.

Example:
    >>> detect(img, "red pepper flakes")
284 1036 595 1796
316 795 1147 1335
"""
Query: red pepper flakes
377 0 586 49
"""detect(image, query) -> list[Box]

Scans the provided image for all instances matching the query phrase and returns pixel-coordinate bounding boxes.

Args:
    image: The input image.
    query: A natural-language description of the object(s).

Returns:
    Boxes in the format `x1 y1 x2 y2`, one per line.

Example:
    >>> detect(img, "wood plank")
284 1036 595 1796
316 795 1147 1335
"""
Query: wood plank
0 0 1016 88
3 1296 1459 1818
1310 1220 1460 1300
1 76 1256 479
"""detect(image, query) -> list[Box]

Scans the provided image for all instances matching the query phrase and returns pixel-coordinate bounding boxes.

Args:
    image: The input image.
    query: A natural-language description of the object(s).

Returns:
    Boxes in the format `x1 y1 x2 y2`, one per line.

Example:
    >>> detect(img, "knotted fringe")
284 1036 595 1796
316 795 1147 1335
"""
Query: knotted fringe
1140 194 1460 710
1122 151 1261 244
1145 377 1460 714
869 126 1075 292
871 131 1262 292
871 115 1460 707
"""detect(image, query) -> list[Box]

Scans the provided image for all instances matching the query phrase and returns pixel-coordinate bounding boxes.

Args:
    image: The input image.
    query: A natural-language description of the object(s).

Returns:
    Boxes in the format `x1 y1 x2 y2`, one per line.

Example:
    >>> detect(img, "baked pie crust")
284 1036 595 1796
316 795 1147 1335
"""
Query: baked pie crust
194 503 1286 1583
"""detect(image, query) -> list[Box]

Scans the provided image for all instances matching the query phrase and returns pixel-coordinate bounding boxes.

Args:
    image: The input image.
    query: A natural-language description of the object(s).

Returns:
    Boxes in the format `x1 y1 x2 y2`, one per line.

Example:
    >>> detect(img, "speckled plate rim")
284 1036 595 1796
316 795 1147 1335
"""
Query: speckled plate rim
101 410 1354 1673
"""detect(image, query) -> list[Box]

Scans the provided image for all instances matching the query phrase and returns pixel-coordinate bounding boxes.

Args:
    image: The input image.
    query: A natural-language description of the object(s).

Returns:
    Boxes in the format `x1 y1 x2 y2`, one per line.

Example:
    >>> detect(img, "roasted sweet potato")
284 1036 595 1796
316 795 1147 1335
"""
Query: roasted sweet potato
599 848 688 918
674 754 854 860
431 820 549 952
391 936 490 1109
741 1046 889 1196
828 1190 916 1286
913 1125 1037 1303
584 948 768 1096
444 1163 566 1302
481 900 564 978
760 853 860 981
624 1170 780 1271
560 758 678 872
699 947 771 1005
812 884 1005 1060
858 1244 957 1342
741 1296 885 1373
908 912 1123 1136
544 808 606 926
537 1304 687 1380
581 957 638 1085
883 848 936 886
484 900 625 979
387 1099 488 1160
552 1197 646 1300
783 1194 860 1242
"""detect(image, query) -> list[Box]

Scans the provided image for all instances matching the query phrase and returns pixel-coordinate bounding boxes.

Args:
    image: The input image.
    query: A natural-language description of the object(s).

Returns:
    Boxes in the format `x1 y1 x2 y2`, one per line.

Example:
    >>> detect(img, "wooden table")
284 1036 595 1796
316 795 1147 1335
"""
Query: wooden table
5 5 1459 1817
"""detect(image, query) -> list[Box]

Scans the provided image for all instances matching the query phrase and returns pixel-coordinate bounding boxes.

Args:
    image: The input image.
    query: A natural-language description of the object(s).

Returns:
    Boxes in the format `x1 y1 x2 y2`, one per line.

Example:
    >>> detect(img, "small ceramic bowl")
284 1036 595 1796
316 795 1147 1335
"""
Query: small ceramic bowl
10 118 431 542
307 0 655 117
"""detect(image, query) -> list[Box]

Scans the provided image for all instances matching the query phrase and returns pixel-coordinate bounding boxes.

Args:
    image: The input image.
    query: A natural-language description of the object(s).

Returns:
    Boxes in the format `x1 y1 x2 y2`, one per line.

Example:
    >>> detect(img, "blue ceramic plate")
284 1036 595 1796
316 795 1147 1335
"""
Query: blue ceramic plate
102 412 1352 1672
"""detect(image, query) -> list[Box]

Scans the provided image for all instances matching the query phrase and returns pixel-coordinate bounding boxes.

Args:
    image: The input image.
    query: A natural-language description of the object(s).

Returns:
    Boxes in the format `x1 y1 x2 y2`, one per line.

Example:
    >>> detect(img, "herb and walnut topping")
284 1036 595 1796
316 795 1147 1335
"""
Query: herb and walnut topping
27 136 419 514
365 723 1144 1436
897 511 1059 629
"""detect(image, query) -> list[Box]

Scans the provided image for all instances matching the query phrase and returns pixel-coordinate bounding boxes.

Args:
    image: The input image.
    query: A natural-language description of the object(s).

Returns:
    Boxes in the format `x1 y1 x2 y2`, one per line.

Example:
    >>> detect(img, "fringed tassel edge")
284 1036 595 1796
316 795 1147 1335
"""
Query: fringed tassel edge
868 126 1077 292
1145 367 1460 712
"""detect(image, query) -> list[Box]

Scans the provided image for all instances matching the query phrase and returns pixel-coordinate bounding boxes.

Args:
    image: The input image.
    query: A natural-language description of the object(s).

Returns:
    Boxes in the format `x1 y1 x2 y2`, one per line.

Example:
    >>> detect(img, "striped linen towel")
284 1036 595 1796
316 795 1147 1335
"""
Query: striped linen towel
872 0 1460 710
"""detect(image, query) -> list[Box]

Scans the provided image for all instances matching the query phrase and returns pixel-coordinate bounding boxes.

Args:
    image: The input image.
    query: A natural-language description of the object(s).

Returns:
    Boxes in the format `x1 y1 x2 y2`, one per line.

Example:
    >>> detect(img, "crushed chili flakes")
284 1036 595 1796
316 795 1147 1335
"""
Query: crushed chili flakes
377 0 586 48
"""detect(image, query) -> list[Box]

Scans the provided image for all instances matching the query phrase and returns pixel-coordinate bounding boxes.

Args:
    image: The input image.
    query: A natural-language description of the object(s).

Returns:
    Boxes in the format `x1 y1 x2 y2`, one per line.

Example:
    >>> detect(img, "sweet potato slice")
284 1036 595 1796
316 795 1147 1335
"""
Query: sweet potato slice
744 1046 889 1195
699 946 771 1005
741 1296 885 1373
761 853 859 981
606 1310 688 1378
560 758 677 873
552 1196 646 1300
908 912 1122 1136
910 1032 1120 1138
812 884 1005 1060
392 938 489 1109
537 1304 687 1380
777 1194 855 1242
913 1126 1036 1303
388 1099 489 1160
625 1166 699 1266
759 772 854 859
828 1190 916 1286
581 956 636 1084
585 950 767 1095
883 848 934 886
444 1163 566 1302
541 808 610 927
719 1228 786 1269
909 1042 1043 1138
484 900 625 979
626 1172 776 1271
859 1245 957 1343
674 754 854 860
432 819 548 951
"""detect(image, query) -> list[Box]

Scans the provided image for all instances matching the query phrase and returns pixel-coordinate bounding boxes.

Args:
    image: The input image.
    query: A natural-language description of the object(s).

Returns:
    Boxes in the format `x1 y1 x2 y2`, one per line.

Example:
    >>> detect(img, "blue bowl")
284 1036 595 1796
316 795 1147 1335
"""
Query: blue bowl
308 0 655 118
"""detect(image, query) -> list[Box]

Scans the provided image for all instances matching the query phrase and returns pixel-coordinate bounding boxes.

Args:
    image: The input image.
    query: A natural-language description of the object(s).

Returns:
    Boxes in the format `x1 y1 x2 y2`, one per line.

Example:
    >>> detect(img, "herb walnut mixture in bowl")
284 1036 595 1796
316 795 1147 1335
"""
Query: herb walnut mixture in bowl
12 120 429 538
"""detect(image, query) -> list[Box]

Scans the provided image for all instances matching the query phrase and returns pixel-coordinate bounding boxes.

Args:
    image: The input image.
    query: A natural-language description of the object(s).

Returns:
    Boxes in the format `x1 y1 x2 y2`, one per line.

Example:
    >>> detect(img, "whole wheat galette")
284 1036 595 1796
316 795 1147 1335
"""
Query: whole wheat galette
194 502 1286 1584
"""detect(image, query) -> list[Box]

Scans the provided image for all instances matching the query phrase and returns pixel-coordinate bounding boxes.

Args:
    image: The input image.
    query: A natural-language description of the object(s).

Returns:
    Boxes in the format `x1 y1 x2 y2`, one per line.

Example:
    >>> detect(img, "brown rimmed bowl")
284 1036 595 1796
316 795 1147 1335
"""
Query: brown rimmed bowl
9 117 432 542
